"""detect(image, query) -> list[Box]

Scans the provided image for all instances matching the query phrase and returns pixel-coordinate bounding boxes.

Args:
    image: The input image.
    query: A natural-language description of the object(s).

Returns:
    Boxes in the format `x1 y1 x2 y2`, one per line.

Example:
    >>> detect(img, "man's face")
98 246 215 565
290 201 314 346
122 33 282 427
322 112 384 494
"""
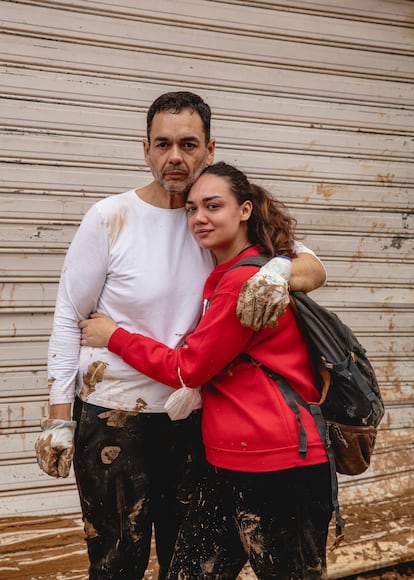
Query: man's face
143 109 215 195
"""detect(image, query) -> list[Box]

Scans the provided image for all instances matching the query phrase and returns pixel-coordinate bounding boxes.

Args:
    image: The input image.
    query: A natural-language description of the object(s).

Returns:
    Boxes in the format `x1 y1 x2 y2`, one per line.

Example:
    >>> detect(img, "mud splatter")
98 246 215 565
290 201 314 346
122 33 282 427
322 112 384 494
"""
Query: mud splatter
376 173 394 184
79 360 108 399
238 512 264 557
100 445 121 465
105 205 128 243
97 409 137 428
316 183 336 200
200 554 220 574
34 421 74 478
0 512 413 579
84 518 98 540
134 398 148 412
34 431 57 477
128 498 146 542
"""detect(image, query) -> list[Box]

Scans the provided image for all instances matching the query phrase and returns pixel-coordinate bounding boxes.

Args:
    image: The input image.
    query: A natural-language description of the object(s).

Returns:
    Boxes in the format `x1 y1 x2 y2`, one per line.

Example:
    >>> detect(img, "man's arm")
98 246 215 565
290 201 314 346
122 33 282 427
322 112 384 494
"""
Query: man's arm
49 403 72 420
35 205 109 478
289 252 326 293
237 247 326 330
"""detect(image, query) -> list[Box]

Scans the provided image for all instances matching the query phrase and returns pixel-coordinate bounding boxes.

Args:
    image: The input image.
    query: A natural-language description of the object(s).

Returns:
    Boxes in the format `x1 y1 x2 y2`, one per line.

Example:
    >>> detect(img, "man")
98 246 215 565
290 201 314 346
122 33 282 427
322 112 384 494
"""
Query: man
35 91 326 579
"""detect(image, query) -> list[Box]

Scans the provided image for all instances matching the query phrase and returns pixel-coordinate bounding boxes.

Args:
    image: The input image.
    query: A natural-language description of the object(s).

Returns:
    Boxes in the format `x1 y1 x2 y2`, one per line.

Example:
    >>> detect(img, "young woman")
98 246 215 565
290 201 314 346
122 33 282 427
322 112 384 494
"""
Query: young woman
79 162 333 579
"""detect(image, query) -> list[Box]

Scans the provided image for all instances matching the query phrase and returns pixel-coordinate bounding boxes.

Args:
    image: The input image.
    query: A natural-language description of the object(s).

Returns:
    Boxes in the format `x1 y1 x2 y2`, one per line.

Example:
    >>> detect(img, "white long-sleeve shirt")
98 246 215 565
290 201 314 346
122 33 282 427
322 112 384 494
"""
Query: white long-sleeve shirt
48 188 321 413
49 189 214 412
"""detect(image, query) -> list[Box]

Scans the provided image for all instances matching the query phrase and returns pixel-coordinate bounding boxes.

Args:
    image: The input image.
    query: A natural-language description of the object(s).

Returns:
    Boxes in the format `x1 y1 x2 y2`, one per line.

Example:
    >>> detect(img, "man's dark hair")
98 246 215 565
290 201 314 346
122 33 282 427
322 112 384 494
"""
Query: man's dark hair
146 91 211 144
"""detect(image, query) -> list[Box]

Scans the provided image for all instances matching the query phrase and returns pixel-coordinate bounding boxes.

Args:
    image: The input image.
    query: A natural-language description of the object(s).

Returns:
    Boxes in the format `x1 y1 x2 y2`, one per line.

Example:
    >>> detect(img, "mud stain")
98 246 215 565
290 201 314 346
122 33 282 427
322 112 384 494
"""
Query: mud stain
128 498 146 543
134 398 148 412
106 205 128 243
79 360 108 399
97 409 137 428
316 183 336 200
96 398 148 427
238 512 264 557
100 445 121 465
84 518 98 540
0 513 413 579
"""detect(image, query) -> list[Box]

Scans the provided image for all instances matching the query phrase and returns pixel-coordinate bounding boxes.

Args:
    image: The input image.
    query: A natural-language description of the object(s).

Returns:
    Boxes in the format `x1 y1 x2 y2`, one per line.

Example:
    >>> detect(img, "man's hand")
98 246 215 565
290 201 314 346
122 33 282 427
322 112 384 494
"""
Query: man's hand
237 256 292 330
35 418 76 478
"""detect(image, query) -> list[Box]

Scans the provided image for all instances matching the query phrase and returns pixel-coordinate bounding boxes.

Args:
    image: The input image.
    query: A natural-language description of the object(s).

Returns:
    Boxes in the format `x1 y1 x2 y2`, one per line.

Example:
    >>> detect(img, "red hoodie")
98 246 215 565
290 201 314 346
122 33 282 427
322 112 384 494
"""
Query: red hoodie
109 246 328 472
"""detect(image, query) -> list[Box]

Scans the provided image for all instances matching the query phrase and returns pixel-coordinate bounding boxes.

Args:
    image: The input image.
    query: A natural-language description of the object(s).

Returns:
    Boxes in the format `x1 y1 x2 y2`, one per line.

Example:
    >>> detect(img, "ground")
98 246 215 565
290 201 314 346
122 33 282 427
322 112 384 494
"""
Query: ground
0 513 413 579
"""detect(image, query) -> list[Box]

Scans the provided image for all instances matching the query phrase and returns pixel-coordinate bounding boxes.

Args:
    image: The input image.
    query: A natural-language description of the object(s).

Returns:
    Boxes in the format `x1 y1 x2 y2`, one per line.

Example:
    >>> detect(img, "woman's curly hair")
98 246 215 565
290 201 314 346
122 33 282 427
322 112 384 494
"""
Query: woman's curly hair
191 161 297 258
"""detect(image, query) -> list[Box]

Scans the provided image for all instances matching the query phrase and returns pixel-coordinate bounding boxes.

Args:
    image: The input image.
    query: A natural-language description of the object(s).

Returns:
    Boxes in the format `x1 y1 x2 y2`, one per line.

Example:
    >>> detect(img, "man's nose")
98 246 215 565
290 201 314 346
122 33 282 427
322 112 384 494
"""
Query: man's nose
169 145 184 163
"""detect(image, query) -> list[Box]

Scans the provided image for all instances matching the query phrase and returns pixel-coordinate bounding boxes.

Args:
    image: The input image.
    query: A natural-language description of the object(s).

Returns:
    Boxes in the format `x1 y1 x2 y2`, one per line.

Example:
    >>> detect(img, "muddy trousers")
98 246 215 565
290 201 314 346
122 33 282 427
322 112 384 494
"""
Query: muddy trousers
167 462 333 580
72 398 205 580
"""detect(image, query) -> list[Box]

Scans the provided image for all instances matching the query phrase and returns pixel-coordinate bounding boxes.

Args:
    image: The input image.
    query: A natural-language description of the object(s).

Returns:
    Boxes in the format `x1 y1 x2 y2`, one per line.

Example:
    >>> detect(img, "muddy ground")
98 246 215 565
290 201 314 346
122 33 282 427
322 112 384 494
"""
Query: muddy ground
0 513 413 579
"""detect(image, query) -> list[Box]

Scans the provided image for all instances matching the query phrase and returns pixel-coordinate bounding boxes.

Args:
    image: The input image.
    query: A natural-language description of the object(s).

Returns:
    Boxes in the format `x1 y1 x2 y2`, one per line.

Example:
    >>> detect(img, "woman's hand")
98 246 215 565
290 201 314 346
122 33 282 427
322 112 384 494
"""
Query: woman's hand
79 313 118 347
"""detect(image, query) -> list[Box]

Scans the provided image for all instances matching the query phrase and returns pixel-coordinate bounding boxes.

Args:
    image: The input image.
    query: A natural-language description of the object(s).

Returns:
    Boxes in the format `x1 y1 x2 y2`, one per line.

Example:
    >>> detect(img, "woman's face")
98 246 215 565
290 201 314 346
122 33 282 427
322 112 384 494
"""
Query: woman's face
185 173 252 263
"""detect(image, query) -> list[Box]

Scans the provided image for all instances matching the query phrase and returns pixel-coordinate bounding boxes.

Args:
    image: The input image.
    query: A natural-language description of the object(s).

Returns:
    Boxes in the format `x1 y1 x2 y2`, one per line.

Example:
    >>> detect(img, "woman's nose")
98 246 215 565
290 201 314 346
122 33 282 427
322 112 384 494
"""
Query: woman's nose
192 209 208 223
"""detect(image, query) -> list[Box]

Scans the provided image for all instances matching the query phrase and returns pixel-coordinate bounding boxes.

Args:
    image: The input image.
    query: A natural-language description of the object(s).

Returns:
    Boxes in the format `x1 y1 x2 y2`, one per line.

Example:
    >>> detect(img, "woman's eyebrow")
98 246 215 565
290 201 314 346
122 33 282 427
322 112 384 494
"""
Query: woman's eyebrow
187 195 221 204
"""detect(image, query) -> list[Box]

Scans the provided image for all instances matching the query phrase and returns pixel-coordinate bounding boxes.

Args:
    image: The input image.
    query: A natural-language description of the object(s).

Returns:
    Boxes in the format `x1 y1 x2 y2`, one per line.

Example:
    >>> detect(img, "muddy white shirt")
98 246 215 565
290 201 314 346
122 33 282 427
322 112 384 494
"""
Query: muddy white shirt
48 189 214 412
48 188 320 413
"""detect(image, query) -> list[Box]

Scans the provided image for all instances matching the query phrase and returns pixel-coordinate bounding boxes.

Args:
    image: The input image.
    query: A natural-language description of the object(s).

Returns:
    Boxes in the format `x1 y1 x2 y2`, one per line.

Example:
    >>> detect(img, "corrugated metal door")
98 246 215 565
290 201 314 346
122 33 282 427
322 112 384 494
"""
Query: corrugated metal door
1 0 413 576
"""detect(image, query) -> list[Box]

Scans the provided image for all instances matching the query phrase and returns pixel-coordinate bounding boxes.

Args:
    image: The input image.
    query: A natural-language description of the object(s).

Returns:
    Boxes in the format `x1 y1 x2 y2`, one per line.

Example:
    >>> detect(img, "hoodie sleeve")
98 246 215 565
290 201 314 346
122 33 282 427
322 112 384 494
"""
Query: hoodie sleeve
108 268 260 389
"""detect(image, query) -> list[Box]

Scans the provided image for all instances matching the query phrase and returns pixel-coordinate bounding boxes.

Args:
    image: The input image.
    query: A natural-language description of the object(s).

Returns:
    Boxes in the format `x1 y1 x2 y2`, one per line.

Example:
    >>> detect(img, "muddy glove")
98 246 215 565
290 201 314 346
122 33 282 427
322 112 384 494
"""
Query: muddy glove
35 418 77 478
237 256 292 330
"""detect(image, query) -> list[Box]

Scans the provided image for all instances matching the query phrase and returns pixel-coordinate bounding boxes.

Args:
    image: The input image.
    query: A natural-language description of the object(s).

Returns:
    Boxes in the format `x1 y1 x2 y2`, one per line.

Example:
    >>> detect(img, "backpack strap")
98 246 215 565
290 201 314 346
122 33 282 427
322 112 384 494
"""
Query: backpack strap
227 255 270 271
241 353 346 545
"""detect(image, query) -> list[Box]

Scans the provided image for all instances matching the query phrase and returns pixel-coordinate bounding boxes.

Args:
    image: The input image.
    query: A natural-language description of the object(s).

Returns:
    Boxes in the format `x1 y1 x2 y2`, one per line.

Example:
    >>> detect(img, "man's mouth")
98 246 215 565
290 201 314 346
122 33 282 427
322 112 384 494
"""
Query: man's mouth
165 170 188 179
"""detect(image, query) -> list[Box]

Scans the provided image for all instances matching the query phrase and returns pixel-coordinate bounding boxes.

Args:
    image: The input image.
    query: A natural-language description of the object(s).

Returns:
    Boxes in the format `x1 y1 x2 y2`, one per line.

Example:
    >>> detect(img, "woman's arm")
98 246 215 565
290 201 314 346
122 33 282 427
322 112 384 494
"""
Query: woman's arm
79 269 257 389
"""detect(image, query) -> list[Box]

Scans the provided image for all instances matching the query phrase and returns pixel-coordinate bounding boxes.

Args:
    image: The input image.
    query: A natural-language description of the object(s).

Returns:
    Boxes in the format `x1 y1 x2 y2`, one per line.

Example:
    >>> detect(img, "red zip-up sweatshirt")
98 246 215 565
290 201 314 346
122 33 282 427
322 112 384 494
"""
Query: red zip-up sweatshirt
109 246 328 472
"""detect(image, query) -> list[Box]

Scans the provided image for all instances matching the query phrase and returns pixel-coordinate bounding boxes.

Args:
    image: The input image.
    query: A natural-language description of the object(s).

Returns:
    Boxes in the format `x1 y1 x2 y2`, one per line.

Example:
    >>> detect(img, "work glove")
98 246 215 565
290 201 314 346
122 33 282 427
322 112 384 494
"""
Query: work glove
237 256 292 331
35 418 77 478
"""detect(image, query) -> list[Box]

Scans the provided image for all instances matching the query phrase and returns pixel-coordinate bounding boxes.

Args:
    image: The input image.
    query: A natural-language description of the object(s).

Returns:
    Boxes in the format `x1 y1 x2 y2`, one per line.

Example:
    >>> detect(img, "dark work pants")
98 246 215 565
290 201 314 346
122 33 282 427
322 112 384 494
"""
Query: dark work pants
167 462 333 580
72 398 205 580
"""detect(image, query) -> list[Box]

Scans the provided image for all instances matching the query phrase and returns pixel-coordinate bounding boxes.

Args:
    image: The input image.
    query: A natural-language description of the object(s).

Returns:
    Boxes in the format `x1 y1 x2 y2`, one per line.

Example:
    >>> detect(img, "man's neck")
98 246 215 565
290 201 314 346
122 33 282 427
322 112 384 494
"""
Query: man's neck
136 182 184 209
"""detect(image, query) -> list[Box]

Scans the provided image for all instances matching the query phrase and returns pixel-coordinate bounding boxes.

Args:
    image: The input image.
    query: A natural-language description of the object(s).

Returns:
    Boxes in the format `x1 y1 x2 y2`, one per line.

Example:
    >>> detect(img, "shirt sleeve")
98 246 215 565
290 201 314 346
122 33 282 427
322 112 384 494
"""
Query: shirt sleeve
108 269 258 389
293 240 327 278
48 205 110 404
294 240 316 256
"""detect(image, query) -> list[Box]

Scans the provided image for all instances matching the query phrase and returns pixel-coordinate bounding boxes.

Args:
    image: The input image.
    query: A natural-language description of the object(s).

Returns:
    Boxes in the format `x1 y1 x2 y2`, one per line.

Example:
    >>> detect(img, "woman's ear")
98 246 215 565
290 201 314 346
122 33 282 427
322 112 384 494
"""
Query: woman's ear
240 200 253 222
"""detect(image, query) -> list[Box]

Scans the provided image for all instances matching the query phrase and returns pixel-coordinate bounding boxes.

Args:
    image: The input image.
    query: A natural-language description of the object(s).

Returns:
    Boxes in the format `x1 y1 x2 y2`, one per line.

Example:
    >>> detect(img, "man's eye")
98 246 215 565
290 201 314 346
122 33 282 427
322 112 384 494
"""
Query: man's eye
183 143 196 149
156 142 168 149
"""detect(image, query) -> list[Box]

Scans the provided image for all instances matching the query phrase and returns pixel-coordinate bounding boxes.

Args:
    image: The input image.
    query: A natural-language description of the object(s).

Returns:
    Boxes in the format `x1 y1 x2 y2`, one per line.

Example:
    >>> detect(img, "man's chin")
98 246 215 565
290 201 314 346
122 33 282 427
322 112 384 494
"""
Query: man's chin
164 182 188 195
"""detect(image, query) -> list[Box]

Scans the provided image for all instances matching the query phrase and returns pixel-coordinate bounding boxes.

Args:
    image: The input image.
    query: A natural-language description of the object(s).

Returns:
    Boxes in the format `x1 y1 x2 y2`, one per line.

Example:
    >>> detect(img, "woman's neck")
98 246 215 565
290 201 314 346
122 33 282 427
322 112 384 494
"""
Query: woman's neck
213 241 253 265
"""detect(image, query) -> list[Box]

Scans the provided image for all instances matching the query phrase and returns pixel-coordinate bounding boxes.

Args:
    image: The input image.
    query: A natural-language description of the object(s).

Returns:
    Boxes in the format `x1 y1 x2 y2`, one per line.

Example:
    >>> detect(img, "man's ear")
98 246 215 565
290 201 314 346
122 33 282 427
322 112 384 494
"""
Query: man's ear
143 139 150 166
206 139 216 165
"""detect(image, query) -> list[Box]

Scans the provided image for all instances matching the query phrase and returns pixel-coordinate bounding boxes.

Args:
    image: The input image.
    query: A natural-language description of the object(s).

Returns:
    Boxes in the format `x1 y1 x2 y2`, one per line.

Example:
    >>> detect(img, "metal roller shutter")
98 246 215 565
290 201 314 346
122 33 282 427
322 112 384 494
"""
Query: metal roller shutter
1 0 413 576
